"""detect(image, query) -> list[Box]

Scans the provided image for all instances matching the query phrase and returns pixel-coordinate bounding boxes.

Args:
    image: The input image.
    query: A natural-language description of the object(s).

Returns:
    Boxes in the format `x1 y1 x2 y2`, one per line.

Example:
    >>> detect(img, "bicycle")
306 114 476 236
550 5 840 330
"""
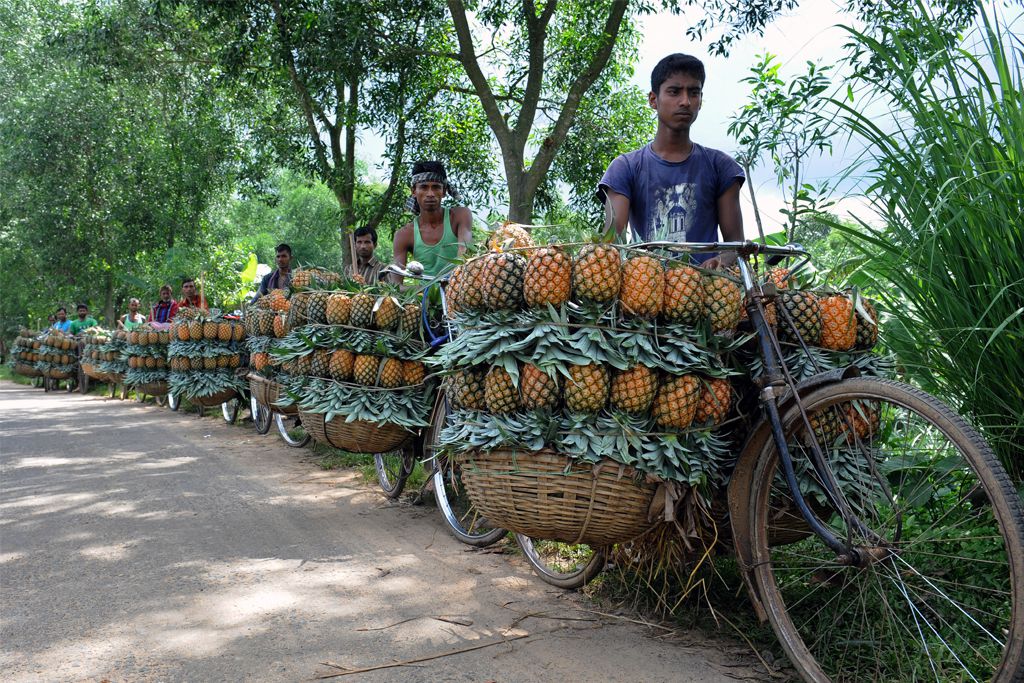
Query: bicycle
379 263 506 546
612 240 1024 682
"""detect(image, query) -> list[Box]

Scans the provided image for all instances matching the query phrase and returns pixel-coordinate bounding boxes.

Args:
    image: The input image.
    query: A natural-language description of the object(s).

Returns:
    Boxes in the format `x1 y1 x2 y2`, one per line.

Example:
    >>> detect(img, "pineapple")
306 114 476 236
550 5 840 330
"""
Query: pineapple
218 322 232 342
176 323 190 341
694 377 732 425
325 294 352 325
845 399 881 441
652 374 700 430
488 223 534 250
203 355 218 370
484 366 520 413
273 314 287 339
401 360 426 386
458 257 487 312
446 266 463 317
189 354 203 371
853 298 879 351
662 265 705 325
573 243 621 303
232 323 245 341
188 320 203 341
290 268 313 289
159 331 170 345
353 354 380 385
349 293 376 329
203 321 218 340
523 246 571 307
778 291 822 345
399 303 421 338
217 354 230 368
703 273 743 333
481 251 526 311
294 353 313 376
265 288 290 312
306 291 330 324
565 363 609 413
610 365 659 415
374 296 402 331
619 255 665 317
806 406 844 447
520 364 560 410
310 349 331 377
379 358 404 388
329 349 355 381
229 354 241 368
819 294 857 351
449 368 487 410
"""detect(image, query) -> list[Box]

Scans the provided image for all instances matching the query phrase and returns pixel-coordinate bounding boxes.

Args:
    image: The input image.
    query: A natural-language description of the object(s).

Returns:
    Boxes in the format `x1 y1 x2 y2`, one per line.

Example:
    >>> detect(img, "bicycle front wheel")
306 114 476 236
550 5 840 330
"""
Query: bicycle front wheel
747 377 1024 682
221 397 240 424
374 442 415 499
425 395 506 547
250 396 272 435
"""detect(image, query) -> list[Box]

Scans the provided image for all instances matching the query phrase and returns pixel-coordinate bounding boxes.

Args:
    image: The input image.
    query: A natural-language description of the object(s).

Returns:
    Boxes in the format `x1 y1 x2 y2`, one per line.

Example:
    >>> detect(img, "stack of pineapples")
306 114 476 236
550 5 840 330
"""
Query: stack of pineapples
96 330 129 383
9 329 44 377
123 324 171 392
167 308 248 401
80 328 113 380
35 329 80 379
270 268 435 440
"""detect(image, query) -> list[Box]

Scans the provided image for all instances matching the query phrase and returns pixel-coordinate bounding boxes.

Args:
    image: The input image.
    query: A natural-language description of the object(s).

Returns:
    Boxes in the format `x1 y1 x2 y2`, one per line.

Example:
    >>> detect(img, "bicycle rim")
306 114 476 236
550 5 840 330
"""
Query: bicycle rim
374 447 412 499
515 534 605 590
221 398 239 424
168 392 179 411
251 396 272 435
275 413 310 448
749 377 1024 682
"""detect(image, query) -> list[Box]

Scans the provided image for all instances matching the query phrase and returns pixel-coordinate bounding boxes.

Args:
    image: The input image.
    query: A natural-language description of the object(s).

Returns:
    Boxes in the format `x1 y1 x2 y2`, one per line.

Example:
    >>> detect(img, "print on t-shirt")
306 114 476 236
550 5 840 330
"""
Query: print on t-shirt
650 182 697 242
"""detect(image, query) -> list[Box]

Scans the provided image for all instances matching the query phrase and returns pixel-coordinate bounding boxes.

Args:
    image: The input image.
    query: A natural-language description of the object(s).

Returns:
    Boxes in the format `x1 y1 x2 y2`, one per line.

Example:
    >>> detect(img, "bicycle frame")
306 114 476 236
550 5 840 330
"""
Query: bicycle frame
637 241 864 562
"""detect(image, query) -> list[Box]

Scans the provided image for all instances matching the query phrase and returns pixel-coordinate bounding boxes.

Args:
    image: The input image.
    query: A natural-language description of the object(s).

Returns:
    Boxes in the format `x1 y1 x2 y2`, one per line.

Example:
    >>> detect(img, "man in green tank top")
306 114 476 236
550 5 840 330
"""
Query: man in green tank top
390 160 473 282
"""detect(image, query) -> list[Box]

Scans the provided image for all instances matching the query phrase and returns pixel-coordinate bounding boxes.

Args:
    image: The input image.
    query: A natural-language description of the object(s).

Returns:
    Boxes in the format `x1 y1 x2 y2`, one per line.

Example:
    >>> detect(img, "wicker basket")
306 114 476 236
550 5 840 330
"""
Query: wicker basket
248 374 296 415
461 449 657 547
14 362 42 377
136 381 168 396
81 363 105 381
298 410 411 453
47 368 73 380
188 388 239 407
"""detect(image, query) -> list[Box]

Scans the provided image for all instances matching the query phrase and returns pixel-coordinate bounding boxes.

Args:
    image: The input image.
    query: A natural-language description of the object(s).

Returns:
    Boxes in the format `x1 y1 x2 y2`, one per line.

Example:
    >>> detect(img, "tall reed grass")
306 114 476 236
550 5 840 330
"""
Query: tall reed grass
834 3 1024 481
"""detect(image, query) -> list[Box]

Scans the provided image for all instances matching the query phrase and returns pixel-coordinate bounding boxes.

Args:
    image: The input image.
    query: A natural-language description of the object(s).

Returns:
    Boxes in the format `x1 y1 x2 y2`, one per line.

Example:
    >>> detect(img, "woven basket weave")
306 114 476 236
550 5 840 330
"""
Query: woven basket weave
81 363 105 381
188 388 239 407
248 374 296 415
47 368 73 380
14 363 42 377
461 449 657 547
298 410 411 454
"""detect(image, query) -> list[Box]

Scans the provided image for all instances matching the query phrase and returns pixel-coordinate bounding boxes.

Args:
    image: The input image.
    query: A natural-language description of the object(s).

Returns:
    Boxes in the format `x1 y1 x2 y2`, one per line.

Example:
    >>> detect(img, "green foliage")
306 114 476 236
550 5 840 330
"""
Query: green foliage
833 3 1024 479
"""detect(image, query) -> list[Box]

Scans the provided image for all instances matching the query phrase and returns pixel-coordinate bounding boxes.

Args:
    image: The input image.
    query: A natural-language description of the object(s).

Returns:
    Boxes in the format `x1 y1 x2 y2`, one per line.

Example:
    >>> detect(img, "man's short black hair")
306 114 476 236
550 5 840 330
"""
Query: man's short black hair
56 307 66 314
182 277 195 286
353 226 378 246
76 303 88 311
275 243 292 255
651 54 706 94
412 160 447 179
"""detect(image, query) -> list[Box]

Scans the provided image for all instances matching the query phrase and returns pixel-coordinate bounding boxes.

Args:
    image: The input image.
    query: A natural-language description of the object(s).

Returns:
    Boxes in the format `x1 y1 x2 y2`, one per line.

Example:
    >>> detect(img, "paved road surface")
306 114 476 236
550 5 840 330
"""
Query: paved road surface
0 382 764 682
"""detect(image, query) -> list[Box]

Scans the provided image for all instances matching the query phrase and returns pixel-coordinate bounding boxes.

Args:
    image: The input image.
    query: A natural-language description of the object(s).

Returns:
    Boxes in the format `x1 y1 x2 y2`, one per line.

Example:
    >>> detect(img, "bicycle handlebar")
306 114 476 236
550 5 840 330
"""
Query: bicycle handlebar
633 240 808 258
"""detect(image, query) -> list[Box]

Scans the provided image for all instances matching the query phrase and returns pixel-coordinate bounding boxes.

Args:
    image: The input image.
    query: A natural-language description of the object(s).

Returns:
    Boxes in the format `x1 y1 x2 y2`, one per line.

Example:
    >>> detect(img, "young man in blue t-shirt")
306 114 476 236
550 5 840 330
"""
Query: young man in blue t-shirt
599 53 744 268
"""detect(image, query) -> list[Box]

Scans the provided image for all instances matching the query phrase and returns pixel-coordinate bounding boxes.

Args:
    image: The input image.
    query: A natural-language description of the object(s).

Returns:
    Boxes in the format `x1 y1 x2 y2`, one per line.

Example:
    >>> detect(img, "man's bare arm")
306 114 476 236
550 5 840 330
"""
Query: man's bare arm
602 188 631 237
705 181 744 269
452 206 473 256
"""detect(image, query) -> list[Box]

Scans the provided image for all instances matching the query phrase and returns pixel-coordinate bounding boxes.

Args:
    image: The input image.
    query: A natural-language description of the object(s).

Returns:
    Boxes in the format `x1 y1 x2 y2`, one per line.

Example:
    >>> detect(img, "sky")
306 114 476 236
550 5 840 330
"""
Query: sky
358 2 1021 238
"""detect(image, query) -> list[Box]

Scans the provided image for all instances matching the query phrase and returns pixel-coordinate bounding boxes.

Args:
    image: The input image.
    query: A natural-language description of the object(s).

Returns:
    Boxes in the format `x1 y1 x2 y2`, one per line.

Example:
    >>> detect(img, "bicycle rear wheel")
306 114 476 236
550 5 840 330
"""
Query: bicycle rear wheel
221 397 240 424
747 377 1024 682
374 442 415 499
275 413 311 448
425 395 506 547
515 534 606 590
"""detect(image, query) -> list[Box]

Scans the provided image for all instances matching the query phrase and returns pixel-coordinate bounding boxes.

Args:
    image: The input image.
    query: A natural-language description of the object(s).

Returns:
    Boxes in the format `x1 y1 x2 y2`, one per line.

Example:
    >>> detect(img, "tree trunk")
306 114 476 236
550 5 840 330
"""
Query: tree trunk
103 272 115 327
506 169 534 223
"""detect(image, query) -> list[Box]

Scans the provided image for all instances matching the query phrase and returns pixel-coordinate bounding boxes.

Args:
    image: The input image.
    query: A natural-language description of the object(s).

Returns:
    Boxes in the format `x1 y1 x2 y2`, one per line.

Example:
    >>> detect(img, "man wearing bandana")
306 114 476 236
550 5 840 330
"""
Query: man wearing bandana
391 160 473 282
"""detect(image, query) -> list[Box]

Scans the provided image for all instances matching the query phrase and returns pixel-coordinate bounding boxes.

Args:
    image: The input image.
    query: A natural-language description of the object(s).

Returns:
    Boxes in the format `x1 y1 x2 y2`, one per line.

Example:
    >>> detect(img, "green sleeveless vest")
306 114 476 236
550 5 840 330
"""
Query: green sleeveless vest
413 207 459 276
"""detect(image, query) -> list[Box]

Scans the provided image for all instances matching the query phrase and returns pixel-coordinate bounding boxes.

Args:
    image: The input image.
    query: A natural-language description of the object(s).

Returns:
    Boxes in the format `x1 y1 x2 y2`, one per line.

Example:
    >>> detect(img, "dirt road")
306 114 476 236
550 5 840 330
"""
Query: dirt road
0 382 765 682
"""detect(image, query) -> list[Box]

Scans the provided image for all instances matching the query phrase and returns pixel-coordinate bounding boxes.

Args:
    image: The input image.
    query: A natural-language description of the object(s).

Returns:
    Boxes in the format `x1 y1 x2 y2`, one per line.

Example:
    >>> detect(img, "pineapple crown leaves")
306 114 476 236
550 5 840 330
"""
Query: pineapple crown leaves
168 340 240 357
168 369 247 398
123 368 170 385
281 374 434 428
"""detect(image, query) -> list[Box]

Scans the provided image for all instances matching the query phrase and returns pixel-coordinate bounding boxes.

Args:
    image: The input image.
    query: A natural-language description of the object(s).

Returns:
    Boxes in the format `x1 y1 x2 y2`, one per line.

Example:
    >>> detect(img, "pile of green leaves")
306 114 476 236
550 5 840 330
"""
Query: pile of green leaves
168 370 247 398
124 368 168 386
277 375 434 428
270 324 426 363
168 340 244 358
123 343 167 359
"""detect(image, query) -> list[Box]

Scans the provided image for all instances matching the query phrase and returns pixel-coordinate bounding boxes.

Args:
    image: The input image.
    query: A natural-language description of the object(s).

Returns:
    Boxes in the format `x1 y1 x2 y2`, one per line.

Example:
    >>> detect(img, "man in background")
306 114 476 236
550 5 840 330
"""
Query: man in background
257 243 293 299
51 308 71 333
69 303 98 335
346 227 385 284
179 277 208 311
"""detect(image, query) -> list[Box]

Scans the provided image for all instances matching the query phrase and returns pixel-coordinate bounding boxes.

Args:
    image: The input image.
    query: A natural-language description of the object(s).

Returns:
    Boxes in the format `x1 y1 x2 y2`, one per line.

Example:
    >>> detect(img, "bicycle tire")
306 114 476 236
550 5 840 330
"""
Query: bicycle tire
375 442 415 499
154 394 167 407
514 534 606 590
275 413 311 448
221 397 240 424
251 396 272 435
747 376 1024 682
168 392 180 412
425 395 506 547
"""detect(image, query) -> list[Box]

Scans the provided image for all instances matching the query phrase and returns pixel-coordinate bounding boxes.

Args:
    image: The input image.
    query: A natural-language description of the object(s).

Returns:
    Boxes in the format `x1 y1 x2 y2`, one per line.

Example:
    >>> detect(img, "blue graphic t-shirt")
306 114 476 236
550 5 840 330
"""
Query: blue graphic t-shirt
599 143 744 262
